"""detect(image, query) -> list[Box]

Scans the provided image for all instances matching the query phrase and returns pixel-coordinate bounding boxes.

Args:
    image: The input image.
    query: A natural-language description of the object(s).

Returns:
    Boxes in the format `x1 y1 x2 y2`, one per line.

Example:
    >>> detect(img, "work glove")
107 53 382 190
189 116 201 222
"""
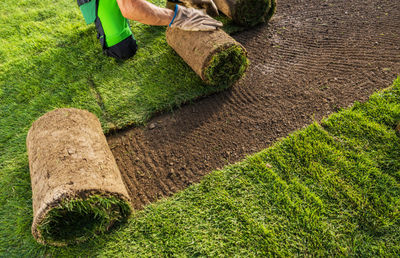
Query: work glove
167 0 219 16
169 5 223 31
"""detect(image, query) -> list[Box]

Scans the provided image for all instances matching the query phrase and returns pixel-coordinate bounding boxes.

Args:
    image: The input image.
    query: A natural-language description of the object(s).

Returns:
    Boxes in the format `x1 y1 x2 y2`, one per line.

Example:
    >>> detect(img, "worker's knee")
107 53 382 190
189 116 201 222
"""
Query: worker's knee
103 35 138 60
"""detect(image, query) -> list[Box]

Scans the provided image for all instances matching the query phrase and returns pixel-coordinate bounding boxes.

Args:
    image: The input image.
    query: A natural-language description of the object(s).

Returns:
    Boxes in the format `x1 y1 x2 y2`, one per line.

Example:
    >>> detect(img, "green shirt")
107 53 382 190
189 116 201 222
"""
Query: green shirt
98 0 133 47
80 0 133 47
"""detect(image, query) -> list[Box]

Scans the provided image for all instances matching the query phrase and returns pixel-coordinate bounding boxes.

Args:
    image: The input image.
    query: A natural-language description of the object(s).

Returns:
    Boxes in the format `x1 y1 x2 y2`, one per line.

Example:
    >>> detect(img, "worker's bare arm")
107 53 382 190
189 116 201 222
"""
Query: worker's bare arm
117 0 174 26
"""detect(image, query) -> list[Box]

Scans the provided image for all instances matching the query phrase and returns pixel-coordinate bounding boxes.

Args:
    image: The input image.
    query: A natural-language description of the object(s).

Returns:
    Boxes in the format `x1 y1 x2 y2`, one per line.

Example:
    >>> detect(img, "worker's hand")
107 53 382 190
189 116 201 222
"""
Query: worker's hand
187 0 219 16
169 5 223 31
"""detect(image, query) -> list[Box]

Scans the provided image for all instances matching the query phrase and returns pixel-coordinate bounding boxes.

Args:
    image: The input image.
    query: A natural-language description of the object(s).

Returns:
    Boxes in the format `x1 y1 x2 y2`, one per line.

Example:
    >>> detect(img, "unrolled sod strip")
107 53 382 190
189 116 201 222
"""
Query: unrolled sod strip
166 28 248 86
27 108 132 246
214 0 277 26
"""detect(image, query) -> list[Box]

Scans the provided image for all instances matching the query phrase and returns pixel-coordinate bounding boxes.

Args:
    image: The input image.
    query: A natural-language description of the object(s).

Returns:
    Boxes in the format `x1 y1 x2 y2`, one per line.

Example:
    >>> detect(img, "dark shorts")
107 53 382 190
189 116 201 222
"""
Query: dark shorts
78 0 138 60
94 17 138 60
103 35 138 60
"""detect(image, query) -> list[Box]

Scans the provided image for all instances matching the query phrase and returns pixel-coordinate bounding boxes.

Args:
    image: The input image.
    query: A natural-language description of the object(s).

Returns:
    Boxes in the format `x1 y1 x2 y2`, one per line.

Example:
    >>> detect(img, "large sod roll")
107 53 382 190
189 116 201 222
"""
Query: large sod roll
214 0 277 27
27 108 132 246
166 28 248 86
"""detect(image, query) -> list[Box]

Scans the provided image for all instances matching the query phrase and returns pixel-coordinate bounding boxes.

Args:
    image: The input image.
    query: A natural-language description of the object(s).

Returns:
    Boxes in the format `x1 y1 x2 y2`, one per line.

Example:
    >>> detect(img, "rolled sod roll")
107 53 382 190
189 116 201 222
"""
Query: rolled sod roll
27 108 131 246
166 28 248 86
214 0 277 26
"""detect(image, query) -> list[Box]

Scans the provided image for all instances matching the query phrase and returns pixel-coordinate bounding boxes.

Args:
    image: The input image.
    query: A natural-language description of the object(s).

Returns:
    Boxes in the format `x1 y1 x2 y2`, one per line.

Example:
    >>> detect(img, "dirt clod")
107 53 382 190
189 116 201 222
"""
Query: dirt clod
149 123 156 130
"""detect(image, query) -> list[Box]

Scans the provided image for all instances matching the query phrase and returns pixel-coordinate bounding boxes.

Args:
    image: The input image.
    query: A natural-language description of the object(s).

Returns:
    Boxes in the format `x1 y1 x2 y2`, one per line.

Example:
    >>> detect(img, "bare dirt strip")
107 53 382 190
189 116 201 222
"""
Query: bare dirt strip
107 0 400 209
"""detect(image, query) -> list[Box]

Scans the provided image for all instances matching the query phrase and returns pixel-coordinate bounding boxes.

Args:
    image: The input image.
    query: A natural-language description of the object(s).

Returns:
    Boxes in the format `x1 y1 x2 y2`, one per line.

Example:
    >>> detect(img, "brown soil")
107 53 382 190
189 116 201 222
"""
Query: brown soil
107 0 400 210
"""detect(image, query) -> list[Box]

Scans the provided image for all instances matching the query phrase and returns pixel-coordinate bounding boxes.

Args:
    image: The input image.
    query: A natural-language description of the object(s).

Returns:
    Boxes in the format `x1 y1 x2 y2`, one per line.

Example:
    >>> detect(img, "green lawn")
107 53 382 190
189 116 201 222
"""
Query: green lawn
0 0 235 132
3 78 397 256
1 0 400 256
57 79 398 256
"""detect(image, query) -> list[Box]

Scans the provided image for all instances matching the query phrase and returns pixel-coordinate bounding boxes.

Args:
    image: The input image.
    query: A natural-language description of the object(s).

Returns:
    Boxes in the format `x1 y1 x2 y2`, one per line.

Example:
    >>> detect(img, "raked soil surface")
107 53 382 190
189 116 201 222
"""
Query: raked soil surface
107 0 400 209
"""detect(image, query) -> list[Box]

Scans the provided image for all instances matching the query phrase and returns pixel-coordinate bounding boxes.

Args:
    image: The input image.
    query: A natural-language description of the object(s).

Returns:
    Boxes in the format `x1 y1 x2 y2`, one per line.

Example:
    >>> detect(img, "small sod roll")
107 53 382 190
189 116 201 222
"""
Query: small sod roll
27 108 131 246
214 0 277 27
166 28 248 86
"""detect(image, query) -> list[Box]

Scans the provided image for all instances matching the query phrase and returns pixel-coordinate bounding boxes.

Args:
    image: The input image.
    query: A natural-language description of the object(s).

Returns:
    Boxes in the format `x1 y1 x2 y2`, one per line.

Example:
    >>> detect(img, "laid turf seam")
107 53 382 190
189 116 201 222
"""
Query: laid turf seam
321 92 400 183
238 157 336 255
266 123 399 234
87 78 114 128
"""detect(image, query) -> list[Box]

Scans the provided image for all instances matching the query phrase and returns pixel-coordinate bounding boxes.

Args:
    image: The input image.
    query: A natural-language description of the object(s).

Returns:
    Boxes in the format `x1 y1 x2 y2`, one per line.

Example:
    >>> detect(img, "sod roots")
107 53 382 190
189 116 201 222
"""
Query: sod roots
166 28 248 86
26 108 132 246
214 0 277 26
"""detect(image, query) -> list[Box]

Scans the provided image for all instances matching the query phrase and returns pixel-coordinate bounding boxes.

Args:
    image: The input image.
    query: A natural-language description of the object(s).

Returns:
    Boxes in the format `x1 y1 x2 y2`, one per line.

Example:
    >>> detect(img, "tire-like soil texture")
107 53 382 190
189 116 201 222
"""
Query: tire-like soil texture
107 0 400 210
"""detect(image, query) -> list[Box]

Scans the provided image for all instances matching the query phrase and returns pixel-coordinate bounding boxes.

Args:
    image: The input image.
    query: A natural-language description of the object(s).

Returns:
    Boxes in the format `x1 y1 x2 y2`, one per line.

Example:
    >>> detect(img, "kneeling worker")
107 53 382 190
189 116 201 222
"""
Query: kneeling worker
77 0 222 59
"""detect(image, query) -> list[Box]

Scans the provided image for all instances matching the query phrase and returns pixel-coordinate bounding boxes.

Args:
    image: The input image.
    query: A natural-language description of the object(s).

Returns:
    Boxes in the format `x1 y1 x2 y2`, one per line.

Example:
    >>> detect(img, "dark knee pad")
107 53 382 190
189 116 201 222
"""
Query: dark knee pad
104 35 138 60
94 16 138 60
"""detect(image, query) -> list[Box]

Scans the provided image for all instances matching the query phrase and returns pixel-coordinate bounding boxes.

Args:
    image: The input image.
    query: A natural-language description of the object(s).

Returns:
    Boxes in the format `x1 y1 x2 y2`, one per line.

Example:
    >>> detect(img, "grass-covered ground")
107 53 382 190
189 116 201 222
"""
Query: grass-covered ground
3 78 398 256
1 0 400 256
53 79 398 256
0 0 233 132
